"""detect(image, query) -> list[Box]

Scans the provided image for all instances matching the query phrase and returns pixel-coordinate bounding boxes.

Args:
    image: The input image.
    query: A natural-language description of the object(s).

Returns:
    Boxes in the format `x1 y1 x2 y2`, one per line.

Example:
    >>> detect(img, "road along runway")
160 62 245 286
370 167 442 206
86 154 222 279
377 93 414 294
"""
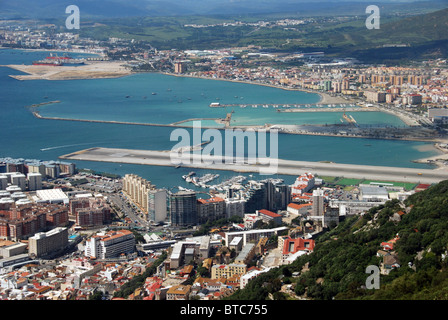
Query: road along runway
60 147 448 184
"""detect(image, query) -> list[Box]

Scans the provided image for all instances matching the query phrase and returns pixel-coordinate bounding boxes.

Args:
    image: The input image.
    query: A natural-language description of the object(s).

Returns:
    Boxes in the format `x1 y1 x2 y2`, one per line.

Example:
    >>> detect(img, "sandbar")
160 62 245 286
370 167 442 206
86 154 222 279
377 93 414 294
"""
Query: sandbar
3 61 132 80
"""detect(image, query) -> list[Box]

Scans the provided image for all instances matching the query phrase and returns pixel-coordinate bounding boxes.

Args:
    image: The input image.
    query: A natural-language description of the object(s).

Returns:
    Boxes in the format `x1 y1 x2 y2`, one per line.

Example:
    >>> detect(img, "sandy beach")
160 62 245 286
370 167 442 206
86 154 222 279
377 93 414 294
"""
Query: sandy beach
3 61 132 80
413 142 448 167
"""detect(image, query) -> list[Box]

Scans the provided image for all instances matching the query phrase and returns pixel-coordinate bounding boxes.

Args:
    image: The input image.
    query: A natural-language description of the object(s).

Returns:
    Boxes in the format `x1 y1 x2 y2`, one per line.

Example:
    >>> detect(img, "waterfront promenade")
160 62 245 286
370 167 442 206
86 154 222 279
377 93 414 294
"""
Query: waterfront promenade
60 147 448 184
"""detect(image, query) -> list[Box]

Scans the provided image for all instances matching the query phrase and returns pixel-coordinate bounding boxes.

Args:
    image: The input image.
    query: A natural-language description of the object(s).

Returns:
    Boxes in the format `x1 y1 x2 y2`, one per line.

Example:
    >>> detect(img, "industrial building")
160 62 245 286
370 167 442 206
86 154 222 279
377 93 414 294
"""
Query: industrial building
359 185 390 201
35 189 69 204
0 242 27 258
168 235 213 269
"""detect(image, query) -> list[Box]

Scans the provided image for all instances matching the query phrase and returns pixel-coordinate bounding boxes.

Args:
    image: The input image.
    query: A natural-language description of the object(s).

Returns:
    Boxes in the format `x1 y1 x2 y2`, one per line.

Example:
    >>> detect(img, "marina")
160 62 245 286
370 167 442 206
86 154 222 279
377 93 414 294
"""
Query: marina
181 172 221 188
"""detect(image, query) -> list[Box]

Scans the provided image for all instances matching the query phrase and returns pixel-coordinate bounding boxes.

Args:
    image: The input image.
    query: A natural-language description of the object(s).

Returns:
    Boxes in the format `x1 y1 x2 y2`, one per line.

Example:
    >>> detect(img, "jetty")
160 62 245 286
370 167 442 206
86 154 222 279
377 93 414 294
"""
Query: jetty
209 102 376 112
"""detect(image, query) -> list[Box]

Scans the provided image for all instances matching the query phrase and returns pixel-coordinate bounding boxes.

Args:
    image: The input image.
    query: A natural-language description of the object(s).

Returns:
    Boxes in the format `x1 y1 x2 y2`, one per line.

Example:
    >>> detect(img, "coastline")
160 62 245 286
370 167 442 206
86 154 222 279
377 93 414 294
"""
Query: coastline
2 60 131 81
1 46 102 56
0 49 429 129
29 110 443 143
413 142 448 168
4 59 439 147
161 72 426 127
162 71 356 105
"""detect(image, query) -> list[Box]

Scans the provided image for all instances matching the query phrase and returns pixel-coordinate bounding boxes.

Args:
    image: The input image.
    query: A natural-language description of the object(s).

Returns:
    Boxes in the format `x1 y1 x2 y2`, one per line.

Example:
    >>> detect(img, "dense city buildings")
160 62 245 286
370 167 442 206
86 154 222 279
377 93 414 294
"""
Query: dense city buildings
69 196 112 228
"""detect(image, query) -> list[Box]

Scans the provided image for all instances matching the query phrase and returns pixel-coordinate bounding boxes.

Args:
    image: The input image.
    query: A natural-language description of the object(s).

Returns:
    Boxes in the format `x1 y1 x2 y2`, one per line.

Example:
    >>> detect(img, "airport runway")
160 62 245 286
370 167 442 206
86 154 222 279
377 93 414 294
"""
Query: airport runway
60 147 448 184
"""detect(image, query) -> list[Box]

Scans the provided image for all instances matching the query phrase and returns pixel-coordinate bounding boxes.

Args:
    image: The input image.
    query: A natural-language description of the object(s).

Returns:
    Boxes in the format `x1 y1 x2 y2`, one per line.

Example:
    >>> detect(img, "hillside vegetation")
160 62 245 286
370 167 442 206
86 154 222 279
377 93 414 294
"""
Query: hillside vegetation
85 6 448 63
229 179 448 300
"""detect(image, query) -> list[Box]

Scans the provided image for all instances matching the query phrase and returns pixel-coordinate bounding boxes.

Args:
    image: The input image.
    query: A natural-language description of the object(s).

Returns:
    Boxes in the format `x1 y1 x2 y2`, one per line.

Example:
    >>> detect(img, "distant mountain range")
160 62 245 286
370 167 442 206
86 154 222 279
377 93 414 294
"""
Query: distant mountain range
326 6 448 63
1 0 447 19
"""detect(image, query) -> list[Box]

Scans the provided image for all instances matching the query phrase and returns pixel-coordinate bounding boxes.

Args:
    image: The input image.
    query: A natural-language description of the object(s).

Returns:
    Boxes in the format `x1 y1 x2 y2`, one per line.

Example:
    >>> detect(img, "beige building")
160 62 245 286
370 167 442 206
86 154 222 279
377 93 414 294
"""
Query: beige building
122 174 165 219
166 284 191 300
364 90 386 103
28 227 68 258
211 263 247 279
174 62 184 74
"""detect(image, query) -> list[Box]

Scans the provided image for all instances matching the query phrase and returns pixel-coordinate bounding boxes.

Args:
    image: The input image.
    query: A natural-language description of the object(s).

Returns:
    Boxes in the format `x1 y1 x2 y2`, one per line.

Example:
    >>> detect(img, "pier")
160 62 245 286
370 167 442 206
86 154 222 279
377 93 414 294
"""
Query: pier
29 110 439 142
209 102 376 112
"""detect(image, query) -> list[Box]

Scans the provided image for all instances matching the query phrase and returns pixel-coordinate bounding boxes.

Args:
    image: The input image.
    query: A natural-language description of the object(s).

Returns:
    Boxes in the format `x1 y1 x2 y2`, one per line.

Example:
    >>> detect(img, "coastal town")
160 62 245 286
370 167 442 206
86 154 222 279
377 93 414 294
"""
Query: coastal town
2 20 448 147
0 156 431 300
0 11 448 302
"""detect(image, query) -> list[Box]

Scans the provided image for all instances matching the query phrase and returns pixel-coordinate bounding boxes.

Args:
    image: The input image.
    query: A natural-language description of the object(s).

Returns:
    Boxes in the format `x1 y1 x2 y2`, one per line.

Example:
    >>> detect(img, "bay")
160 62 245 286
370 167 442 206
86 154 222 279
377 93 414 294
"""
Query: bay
0 49 441 189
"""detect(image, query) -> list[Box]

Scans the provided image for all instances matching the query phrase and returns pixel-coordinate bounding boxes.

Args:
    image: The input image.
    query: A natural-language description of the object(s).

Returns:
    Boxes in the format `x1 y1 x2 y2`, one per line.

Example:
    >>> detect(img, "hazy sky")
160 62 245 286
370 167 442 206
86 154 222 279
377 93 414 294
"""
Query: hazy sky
0 0 445 19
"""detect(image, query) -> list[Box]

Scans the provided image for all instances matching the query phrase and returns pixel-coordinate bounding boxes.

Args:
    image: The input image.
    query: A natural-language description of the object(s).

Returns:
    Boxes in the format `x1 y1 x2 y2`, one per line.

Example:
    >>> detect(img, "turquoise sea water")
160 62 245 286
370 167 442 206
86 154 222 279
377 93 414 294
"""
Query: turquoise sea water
0 49 442 189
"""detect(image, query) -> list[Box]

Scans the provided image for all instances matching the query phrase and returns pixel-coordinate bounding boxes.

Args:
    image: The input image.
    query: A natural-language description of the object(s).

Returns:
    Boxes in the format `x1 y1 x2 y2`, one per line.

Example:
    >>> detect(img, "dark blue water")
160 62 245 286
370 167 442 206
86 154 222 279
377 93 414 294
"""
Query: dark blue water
0 49 441 189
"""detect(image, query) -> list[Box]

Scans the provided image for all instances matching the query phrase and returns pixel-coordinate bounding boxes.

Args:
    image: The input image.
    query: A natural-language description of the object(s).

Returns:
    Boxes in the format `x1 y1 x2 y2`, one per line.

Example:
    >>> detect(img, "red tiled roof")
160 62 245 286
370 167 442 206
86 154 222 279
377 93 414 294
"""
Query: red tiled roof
197 197 225 204
416 184 431 189
283 238 315 255
258 209 281 218
288 203 312 210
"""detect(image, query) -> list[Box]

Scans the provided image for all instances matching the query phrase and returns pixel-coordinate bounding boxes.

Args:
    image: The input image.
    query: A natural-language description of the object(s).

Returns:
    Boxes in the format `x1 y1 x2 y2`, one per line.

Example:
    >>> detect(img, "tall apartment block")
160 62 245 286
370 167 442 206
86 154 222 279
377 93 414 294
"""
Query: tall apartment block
122 174 167 222
312 188 325 217
148 189 167 223
170 191 197 227
11 173 26 191
28 227 68 258
27 172 42 191
197 197 226 224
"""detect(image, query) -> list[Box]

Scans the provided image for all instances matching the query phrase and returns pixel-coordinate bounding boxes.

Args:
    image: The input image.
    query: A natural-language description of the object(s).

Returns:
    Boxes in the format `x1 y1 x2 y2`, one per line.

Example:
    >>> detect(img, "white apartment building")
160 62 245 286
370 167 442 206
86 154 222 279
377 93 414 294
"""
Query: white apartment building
225 198 246 218
84 230 135 259
11 173 26 191
27 172 42 191
148 189 167 223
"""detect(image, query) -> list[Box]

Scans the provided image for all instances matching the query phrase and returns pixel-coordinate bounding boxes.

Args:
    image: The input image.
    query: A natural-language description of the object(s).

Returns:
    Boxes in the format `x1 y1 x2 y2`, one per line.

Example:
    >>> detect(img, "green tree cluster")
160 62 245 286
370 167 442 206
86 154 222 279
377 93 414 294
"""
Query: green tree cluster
113 251 168 299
